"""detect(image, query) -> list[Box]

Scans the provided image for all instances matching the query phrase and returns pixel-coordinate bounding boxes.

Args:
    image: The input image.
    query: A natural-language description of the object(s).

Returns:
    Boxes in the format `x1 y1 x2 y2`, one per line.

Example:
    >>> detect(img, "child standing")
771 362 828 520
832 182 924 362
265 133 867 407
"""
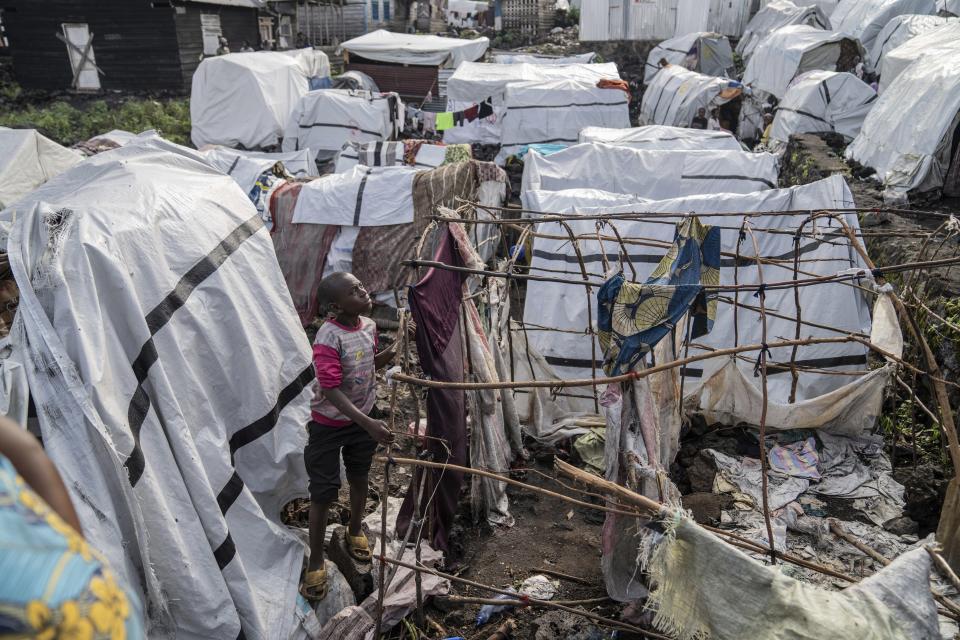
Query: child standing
301 272 396 601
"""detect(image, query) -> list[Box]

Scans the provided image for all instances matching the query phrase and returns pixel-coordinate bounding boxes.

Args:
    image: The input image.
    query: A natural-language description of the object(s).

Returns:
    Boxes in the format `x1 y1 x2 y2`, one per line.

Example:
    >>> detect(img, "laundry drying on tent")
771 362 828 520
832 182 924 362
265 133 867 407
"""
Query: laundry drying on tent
281 89 404 162
643 32 736 83
829 0 938 54
866 13 956 73
0 128 83 209
190 49 331 149
847 45 960 202
876 20 960 91
578 125 744 151
766 70 877 149
639 65 743 131
737 0 831 62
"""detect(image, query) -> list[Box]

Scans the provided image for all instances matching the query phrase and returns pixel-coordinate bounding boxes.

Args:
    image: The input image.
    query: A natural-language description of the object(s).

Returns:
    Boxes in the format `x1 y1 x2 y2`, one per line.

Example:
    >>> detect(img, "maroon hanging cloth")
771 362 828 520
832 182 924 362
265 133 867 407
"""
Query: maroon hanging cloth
395 227 467 553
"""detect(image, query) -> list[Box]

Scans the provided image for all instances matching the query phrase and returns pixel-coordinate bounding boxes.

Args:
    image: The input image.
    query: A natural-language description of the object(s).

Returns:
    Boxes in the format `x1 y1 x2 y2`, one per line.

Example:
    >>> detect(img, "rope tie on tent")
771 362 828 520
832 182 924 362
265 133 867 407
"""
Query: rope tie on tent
753 283 767 298
754 343 772 378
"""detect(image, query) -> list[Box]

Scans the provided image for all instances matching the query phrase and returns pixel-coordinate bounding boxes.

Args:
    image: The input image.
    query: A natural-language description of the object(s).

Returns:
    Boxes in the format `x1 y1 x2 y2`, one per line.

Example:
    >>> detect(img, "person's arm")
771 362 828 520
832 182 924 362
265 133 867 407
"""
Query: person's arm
374 340 398 370
321 388 393 444
0 417 83 535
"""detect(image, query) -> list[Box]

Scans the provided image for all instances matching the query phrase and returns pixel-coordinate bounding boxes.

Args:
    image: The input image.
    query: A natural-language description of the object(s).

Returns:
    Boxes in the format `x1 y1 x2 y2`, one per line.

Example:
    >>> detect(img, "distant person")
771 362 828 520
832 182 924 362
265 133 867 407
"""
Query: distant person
658 57 669 69
0 416 146 638
216 36 230 55
760 112 774 146
240 40 255 52
296 31 309 48
691 107 708 129
300 273 399 602
708 109 722 131
853 56 864 79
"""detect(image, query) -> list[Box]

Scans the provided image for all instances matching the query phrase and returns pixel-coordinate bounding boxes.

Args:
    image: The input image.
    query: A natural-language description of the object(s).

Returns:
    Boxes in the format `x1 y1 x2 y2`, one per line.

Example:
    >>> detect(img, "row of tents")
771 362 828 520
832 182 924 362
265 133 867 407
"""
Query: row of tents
636 0 960 202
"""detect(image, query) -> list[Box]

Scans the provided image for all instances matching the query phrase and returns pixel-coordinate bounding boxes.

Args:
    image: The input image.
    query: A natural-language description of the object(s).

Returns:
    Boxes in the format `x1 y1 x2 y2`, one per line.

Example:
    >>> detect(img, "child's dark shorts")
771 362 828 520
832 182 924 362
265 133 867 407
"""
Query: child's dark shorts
304 421 378 503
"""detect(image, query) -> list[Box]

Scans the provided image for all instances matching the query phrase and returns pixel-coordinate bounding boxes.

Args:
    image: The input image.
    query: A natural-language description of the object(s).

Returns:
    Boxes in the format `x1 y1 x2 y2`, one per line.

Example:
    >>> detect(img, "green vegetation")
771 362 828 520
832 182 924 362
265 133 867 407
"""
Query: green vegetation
0 98 191 147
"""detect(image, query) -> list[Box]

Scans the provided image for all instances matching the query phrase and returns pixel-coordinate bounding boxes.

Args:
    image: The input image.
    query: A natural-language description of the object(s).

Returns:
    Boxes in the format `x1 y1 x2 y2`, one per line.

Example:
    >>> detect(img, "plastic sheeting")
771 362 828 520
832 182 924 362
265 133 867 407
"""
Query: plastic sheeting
866 14 956 72
292 165 418 226
579 124 743 151
941 0 960 14
338 29 489 67
520 175 890 427
190 49 331 149
769 71 877 145
281 89 403 161
878 20 960 91
737 0 831 61
741 25 862 99
200 146 319 193
0 129 83 209
829 0 936 54
847 47 960 200
0 138 316 638
644 32 736 83
639 65 741 128
443 61 621 144
521 143 778 204
492 52 598 63
496 79 630 162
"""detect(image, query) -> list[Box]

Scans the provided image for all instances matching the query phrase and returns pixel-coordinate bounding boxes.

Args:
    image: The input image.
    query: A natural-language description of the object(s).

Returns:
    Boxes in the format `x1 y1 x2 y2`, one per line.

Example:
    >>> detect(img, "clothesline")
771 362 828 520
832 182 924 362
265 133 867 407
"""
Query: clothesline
407 96 495 134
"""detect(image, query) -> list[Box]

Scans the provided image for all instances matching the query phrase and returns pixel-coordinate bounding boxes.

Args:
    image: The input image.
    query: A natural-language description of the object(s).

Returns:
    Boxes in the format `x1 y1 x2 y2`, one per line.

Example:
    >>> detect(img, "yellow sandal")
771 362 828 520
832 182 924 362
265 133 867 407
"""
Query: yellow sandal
346 533 372 562
300 567 328 601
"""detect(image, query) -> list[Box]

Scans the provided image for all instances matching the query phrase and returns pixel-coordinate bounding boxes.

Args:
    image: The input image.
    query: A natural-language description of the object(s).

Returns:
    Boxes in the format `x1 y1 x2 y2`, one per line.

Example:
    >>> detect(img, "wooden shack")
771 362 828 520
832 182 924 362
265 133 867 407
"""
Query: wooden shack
0 0 262 92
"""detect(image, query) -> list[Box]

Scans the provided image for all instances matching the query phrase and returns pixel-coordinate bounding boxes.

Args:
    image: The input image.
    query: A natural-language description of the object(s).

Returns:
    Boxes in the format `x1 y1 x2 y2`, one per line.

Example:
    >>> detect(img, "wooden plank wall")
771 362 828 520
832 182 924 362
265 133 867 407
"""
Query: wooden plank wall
345 60 438 101
0 0 183 91
173 2 260 89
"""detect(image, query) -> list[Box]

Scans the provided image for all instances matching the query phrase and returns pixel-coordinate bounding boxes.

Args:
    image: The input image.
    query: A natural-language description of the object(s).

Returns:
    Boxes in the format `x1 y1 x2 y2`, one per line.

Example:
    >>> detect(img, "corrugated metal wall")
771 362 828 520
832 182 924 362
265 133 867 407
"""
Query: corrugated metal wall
345 60 437 100
675 0 752 37
579 0 685 41
579 0 609 40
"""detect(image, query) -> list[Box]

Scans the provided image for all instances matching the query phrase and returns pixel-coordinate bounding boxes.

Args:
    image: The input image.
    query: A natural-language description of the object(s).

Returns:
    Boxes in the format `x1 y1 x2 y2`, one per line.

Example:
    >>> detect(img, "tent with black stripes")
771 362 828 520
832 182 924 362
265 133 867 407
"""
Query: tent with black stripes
1 136 319 638
494 78 631 163
578 124 744 151
736 0 832 63
644 32 736 84
281 89 404 162
639 64 743 130
865 13 956 74
199 146 321 194
520 142 779 207
829 0 938 55
442 61 622 146
766 70 877 149
515 174 901 440
190 48 332 150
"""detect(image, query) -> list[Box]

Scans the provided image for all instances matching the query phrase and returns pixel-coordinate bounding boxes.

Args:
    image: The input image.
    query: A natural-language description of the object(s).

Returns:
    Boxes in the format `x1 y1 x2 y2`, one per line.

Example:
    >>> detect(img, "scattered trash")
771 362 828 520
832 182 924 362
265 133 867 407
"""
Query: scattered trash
476 590 517 626
520 574 560 601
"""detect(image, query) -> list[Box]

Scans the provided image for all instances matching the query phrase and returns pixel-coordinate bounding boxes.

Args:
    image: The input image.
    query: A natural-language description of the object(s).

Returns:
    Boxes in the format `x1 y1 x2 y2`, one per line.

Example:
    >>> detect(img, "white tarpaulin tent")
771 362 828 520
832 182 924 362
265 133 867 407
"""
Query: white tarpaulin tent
521 143 778 205
737 0 831 61
742 25 864 99
579 125 744 151
492 52 598 64
769 70 877 146
866 13 956 72
496 79 630 161
199 146 319 193
639 65 742 128
338 29 489 67
190 49 331 149
674 0 754 37
0 129 83 209
878 20 960 91
829 0 936 53
443 61 621 144
292 165 418 226
1 138 316 638
520 175 896 434
940 0 960 14
847 47 960 201
281 89 403 161
644 32 736 83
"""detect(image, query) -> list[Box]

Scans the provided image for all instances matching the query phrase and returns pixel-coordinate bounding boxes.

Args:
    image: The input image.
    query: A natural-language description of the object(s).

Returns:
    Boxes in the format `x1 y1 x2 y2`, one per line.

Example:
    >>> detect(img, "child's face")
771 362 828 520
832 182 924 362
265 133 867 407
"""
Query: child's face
334 275 372 316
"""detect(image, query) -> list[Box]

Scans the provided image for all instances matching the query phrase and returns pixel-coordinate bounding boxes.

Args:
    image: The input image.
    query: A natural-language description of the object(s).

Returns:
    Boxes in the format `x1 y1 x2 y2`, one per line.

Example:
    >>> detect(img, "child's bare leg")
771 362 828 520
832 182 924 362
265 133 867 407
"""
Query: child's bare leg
308 500 331 571
347 474 368 537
